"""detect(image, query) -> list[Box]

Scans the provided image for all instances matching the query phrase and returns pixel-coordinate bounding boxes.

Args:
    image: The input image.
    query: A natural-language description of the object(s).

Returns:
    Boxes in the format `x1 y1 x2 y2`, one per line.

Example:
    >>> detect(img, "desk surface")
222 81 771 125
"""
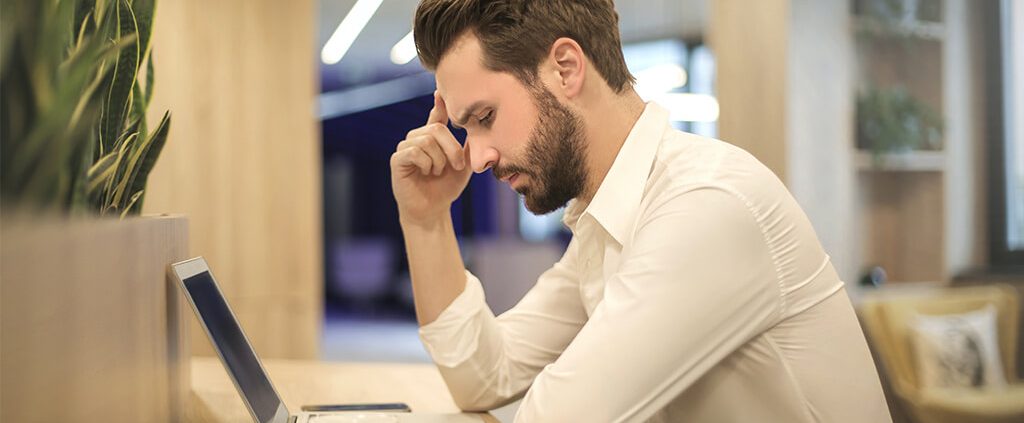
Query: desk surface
189 357 497 422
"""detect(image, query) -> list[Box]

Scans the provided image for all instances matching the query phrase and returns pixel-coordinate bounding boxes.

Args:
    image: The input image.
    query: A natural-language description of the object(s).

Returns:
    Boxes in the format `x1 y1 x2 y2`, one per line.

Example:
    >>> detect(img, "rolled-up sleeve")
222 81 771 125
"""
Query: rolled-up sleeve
419 239 589 411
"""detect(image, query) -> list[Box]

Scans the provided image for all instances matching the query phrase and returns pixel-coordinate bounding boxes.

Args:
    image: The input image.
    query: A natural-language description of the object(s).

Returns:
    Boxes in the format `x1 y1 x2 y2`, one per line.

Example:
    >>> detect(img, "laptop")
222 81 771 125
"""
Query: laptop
171 257 485 423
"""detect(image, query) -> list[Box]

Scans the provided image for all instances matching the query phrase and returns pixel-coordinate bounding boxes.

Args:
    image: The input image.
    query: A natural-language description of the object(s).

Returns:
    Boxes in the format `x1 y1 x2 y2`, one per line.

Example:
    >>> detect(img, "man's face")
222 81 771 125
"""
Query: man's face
436 34 588 215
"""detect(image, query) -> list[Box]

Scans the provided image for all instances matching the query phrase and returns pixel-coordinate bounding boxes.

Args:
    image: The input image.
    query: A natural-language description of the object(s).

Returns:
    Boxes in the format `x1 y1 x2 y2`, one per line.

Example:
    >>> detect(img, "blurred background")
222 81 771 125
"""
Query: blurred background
12 0 1011 421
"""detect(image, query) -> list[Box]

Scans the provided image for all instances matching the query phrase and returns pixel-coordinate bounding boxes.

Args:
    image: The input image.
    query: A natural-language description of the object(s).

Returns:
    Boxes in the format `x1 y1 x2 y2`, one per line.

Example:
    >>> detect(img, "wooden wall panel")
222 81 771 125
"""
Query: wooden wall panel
859 172 946 282
709 0 790 182
143 0 322 359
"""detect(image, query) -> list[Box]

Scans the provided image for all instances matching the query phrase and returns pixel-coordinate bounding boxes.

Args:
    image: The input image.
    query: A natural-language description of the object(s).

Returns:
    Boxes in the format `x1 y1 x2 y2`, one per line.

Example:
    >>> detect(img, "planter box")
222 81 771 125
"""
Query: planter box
1 215 190 422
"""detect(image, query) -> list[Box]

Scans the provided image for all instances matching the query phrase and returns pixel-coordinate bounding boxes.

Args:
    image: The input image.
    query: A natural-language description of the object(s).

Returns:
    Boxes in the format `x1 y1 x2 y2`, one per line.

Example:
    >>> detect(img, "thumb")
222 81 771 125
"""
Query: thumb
427 91 449 125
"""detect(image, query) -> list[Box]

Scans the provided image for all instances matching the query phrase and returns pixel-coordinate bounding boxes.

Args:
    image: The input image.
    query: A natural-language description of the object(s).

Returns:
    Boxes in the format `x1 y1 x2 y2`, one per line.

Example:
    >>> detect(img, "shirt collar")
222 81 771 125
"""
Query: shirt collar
562 103 669 244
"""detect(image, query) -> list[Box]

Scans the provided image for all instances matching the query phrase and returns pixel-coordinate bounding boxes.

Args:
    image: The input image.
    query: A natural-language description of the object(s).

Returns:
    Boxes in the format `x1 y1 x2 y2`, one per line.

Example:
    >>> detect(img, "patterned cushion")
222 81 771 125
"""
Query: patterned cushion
909 305 1007 390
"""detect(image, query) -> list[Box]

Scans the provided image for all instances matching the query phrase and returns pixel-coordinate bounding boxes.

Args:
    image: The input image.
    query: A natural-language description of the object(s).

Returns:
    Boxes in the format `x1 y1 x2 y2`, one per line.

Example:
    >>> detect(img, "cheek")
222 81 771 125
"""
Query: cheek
495 111 537 154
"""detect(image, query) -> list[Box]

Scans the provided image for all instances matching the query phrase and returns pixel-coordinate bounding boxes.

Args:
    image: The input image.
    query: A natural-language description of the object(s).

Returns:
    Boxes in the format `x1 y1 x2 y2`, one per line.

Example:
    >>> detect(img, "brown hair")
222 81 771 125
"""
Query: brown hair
413 0 635 93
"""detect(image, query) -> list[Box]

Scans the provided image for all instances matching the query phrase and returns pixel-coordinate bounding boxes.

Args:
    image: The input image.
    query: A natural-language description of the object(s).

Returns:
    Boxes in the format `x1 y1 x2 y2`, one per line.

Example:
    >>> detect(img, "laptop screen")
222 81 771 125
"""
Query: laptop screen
183 271 282 422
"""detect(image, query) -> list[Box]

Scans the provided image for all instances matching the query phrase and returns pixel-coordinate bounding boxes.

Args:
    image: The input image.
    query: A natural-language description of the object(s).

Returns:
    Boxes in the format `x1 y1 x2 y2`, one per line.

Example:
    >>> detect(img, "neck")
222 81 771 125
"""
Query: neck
576 87 646 203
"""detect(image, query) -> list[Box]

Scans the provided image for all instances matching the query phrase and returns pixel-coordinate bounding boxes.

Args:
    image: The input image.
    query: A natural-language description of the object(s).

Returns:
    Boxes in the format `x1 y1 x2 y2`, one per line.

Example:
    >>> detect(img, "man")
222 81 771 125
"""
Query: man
389 1 892 421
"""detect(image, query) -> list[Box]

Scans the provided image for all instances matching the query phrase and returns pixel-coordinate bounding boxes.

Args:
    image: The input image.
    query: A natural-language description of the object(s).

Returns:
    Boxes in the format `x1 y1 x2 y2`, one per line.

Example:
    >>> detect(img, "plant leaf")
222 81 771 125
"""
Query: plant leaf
74 0 97 45
121 190 144 219
86 151 118 195
133 0 156 114
118 110 170 213
132 0 156 60
99 0 139 156
103 131 138 210
132 83 148 140
145 51 154 106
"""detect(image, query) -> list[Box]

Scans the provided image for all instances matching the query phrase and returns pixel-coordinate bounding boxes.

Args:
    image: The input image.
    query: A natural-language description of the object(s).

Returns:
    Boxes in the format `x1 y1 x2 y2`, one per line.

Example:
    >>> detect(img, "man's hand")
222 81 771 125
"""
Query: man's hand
390 92 472 226
390 92 471 325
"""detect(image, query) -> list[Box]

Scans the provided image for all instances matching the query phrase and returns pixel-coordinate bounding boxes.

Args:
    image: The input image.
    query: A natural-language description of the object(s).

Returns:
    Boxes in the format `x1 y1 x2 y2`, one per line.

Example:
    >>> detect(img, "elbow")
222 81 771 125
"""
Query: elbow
450 384 520 412
452 395 492 413
439 355 526 412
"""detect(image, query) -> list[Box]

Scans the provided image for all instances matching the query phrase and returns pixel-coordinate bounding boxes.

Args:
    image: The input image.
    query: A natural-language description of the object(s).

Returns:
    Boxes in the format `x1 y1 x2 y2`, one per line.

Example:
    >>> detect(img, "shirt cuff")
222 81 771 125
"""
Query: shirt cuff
418 270 490 367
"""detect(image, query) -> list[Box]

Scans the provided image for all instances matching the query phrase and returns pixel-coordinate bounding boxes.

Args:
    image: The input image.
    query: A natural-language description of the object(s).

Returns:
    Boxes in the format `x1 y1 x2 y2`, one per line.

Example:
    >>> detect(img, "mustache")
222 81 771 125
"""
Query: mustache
492 164 530 181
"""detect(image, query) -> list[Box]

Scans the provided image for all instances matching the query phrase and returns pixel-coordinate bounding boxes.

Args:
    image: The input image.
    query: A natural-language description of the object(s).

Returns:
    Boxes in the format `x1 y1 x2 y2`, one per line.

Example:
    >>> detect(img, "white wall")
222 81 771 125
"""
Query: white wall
786 0 858 285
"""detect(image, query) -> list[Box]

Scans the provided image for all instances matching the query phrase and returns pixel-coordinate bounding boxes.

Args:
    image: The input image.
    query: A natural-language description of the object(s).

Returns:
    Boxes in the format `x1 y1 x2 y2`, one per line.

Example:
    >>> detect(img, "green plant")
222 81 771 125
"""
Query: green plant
856 85 943 161
859 0 911 22
1 0 171 218
857 0 941 25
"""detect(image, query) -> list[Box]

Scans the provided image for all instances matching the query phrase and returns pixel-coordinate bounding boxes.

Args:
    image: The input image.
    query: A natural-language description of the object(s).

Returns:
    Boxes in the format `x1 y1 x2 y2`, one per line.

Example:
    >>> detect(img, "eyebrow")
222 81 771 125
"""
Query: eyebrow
451 101 488 130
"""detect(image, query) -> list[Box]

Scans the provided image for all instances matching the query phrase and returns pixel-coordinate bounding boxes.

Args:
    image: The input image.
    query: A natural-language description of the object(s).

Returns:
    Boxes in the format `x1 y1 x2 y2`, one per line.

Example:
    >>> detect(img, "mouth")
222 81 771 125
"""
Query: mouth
507 172 524 190
496 168 525 191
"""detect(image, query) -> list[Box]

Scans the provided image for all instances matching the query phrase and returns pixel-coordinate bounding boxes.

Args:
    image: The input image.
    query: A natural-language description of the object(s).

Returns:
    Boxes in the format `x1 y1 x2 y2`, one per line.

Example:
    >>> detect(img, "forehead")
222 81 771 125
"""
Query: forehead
434 34 529 117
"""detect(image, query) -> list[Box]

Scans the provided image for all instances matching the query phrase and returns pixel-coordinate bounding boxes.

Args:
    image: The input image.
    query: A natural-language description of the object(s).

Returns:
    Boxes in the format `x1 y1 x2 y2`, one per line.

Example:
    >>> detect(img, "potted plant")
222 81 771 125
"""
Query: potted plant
856 85 944 164
1 0 188 421
2 0 170 215
855 0 942 25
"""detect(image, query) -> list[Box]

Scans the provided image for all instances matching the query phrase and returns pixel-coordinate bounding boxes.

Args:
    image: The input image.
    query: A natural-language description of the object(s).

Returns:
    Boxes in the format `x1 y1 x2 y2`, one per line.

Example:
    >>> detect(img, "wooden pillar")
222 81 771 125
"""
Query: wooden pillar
144 0 323 359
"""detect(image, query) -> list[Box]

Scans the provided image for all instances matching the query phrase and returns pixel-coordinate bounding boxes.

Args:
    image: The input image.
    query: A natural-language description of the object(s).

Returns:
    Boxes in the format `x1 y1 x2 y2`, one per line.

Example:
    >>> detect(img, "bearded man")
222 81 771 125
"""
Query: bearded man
388 1 892 421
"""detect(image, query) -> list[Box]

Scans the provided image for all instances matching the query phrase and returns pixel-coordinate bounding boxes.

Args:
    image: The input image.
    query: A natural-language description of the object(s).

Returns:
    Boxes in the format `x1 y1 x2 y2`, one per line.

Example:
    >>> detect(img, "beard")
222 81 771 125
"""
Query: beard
491 86 588 215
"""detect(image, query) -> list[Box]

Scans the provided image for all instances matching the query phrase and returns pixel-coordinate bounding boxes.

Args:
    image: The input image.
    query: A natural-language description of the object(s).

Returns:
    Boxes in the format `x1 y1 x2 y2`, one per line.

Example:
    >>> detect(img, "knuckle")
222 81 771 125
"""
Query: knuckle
423 140 440 153
403 138 421 150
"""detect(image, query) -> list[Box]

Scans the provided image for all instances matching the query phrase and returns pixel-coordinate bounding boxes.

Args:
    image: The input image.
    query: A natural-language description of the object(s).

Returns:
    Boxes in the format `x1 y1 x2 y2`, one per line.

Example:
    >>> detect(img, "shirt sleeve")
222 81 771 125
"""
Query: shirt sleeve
513 187 784 422
418 238 589 411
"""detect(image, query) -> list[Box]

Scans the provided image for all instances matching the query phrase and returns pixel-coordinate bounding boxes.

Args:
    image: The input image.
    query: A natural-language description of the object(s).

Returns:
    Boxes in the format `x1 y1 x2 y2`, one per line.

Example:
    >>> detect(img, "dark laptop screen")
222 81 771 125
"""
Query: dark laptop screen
183 271 282 422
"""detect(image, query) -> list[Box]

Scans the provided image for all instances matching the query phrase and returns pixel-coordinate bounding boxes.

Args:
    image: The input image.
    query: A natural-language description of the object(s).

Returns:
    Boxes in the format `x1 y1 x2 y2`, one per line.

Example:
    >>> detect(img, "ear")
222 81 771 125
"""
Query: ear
548 37 586 99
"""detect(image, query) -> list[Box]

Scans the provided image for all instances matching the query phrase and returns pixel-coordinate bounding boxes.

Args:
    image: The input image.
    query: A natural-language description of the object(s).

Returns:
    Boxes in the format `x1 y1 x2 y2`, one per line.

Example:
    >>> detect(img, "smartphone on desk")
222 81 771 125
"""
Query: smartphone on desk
301 403 412 413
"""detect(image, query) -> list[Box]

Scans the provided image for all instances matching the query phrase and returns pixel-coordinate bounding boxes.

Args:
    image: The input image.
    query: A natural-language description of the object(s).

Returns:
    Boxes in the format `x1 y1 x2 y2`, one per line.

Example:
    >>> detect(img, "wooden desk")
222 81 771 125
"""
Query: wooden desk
189 357 497 422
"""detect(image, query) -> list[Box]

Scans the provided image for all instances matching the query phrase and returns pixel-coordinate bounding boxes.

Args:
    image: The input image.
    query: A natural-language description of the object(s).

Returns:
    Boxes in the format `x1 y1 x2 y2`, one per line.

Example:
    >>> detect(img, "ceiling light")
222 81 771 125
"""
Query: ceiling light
390 30 417 65
321 0 383 65
653 93 719 122
634 64 688 99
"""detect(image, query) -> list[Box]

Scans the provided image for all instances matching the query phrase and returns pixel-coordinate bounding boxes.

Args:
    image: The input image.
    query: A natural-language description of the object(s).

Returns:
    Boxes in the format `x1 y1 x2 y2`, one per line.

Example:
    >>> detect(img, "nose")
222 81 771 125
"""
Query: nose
466 136 500 174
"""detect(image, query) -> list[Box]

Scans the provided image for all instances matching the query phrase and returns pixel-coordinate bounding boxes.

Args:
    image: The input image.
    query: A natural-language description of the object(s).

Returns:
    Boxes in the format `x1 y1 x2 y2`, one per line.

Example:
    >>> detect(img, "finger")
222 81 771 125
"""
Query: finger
414 136 448 176
409 147 434 176
462 138 473 172
426 124 465 170
396 138 418 152
395 146 433 176
404 123 438 146
398 136 448 175
403 123 465 171
426 91 449 126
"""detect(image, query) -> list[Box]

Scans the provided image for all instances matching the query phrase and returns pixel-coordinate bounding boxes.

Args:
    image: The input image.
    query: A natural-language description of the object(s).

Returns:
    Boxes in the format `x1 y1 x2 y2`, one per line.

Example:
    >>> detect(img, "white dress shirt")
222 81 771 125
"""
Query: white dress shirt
419 103 892 422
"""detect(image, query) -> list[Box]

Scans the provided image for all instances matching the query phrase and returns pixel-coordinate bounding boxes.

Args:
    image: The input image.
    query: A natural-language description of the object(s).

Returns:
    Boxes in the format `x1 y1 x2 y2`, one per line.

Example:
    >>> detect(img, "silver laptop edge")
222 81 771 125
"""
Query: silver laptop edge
171 257 483 423
171 257 291 423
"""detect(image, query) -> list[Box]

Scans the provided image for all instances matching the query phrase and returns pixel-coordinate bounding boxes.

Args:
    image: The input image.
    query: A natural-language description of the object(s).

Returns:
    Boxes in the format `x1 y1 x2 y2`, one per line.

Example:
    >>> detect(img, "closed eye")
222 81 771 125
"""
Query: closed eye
478 110 494 127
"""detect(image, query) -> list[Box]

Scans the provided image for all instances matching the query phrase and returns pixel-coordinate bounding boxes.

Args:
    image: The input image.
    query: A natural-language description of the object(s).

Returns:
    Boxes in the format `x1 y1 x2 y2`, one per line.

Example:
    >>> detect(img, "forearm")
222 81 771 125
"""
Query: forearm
418 272 535 411
401 213 467 326
413 238 589 412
